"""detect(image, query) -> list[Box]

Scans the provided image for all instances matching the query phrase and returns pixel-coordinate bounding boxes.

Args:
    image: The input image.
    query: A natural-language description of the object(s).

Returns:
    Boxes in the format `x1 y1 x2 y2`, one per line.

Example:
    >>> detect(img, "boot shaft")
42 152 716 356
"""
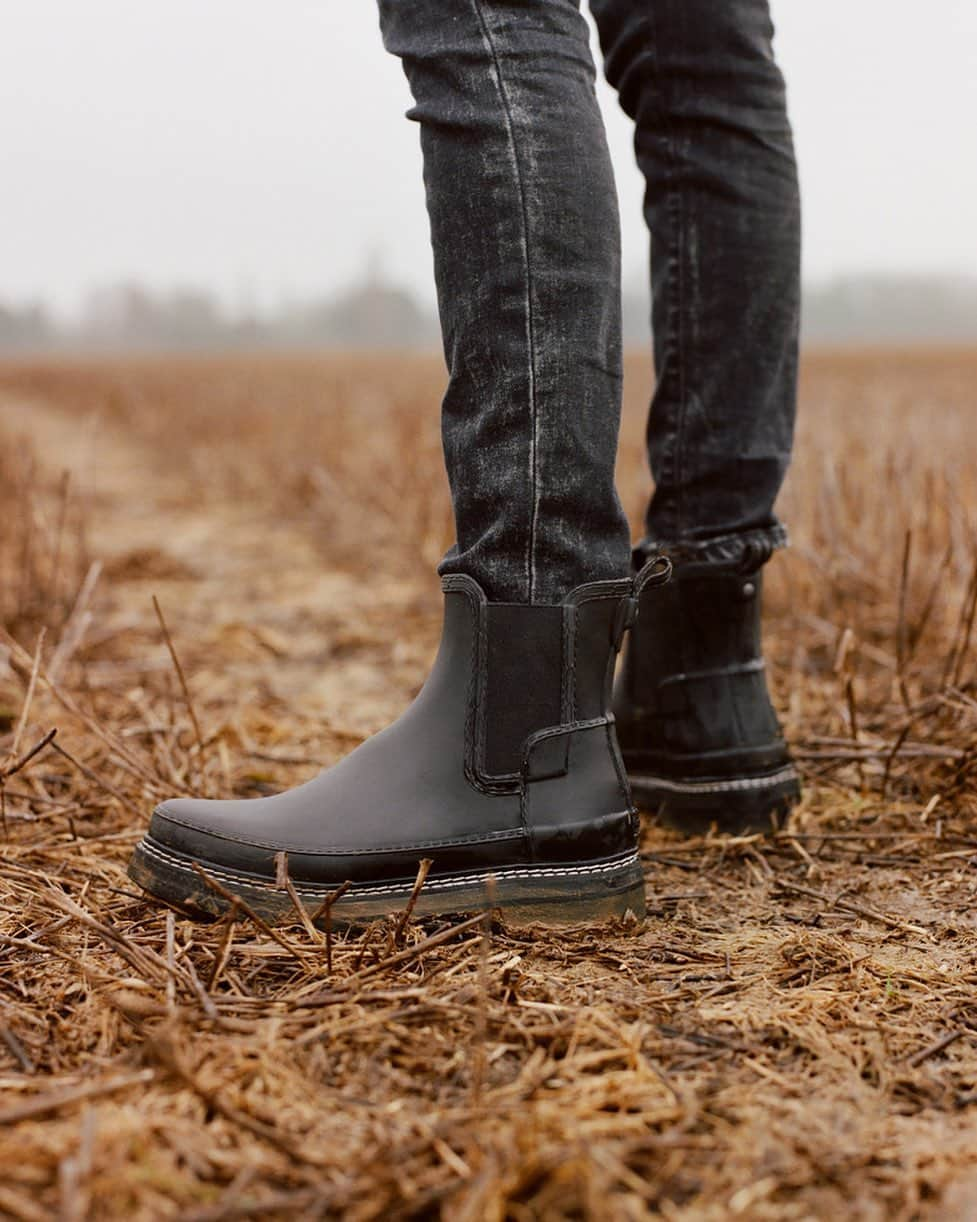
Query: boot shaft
616 563 783 760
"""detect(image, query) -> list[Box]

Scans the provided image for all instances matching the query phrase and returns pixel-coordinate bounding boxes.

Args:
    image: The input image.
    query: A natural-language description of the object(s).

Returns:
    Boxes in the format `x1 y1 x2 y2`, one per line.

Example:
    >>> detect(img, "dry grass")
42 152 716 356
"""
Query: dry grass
0 347 975 1219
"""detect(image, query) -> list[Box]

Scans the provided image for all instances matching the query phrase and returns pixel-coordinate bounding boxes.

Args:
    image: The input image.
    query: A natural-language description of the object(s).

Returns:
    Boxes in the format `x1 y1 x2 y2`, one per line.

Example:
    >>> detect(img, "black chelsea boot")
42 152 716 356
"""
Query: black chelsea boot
613 556 800 835
129 557 671 926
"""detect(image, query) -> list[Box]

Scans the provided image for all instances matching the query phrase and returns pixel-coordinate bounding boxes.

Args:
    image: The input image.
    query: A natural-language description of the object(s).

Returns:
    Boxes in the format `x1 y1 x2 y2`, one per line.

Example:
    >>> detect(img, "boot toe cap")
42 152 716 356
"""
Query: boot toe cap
147 797 286 879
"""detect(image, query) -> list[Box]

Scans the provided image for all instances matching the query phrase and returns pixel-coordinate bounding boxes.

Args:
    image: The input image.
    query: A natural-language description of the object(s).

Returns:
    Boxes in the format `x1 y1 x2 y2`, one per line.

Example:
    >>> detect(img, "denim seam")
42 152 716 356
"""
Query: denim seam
470 0 540 603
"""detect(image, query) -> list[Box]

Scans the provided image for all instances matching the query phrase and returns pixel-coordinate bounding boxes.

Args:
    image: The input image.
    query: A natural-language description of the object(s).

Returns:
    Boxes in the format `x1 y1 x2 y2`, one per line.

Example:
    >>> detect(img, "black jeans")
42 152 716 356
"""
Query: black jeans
378 0 800 603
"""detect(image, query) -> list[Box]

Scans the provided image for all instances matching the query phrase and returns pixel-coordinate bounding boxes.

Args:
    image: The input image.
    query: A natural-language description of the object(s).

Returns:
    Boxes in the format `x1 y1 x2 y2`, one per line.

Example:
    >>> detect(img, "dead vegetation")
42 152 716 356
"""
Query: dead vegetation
0 347 975 1219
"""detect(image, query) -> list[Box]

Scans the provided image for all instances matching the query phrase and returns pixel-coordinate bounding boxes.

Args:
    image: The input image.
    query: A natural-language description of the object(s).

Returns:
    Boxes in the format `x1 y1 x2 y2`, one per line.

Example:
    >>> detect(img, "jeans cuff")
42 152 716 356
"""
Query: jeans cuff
634 523 789 574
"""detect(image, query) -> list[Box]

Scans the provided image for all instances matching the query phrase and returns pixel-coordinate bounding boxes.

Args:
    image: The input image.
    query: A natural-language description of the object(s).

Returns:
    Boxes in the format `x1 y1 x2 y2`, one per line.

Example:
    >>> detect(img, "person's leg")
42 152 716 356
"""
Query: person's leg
379 0 631 603
591 0 802 832
591 0 799 564
127 0 662 926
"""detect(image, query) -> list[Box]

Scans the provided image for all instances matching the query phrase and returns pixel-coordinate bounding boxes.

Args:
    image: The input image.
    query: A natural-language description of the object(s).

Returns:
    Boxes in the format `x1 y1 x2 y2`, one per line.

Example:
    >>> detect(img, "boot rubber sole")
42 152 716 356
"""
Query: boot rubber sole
128 835 646 927
629 764 801 836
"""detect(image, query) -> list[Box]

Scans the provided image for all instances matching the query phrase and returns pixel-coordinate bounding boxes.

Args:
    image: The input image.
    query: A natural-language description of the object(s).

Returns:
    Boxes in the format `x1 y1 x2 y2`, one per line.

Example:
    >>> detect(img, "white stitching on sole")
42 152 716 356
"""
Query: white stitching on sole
630 765 799 796
137 838 640 901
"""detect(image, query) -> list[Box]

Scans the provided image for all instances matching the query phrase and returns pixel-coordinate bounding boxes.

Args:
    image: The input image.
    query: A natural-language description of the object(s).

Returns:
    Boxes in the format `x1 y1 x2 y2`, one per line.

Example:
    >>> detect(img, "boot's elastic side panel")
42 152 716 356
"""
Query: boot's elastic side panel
482 603 563 779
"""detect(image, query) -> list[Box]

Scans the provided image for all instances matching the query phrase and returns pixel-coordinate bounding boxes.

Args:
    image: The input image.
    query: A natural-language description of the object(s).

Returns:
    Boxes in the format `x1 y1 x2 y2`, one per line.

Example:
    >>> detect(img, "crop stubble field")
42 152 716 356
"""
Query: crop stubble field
0 347 975 1219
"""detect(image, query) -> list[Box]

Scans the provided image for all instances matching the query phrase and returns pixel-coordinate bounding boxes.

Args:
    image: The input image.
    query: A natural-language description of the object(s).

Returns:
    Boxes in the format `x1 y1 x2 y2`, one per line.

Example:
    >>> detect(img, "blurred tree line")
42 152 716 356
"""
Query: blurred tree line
0 277 439 354
2 272 976 354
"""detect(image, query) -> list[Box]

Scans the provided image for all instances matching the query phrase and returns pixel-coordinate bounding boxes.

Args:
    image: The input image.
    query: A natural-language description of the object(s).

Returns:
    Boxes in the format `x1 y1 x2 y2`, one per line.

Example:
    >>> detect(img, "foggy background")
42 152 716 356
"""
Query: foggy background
2 0 975 350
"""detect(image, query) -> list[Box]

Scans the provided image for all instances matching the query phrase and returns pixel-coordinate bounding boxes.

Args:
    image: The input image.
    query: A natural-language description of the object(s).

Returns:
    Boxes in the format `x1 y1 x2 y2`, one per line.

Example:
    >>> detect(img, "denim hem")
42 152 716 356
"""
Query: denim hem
635 523 788 573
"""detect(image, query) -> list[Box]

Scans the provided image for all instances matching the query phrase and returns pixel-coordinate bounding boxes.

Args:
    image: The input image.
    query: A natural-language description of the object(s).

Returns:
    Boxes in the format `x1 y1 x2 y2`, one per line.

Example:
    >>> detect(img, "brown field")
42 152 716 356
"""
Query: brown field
0 347 976 1219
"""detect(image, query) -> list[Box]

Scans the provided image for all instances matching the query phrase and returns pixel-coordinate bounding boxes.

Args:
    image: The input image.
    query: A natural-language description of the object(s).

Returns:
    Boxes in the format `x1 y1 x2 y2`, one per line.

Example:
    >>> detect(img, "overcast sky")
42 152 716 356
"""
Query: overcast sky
2 1 975 316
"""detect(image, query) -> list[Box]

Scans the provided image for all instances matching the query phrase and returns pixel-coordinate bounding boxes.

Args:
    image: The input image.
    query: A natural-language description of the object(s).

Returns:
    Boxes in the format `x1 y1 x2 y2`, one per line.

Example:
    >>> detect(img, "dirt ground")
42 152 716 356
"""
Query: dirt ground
0 349 975 1219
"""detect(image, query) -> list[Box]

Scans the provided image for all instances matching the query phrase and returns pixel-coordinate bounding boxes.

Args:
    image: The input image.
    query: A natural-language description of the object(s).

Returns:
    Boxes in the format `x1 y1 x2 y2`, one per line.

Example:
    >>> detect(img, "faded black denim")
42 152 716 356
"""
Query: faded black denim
377 0 800 603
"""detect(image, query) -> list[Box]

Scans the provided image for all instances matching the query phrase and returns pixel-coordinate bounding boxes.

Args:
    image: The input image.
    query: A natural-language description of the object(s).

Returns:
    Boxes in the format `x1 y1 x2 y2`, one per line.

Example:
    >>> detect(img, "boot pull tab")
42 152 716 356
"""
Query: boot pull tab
633 552 672 598
611 553 673 650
